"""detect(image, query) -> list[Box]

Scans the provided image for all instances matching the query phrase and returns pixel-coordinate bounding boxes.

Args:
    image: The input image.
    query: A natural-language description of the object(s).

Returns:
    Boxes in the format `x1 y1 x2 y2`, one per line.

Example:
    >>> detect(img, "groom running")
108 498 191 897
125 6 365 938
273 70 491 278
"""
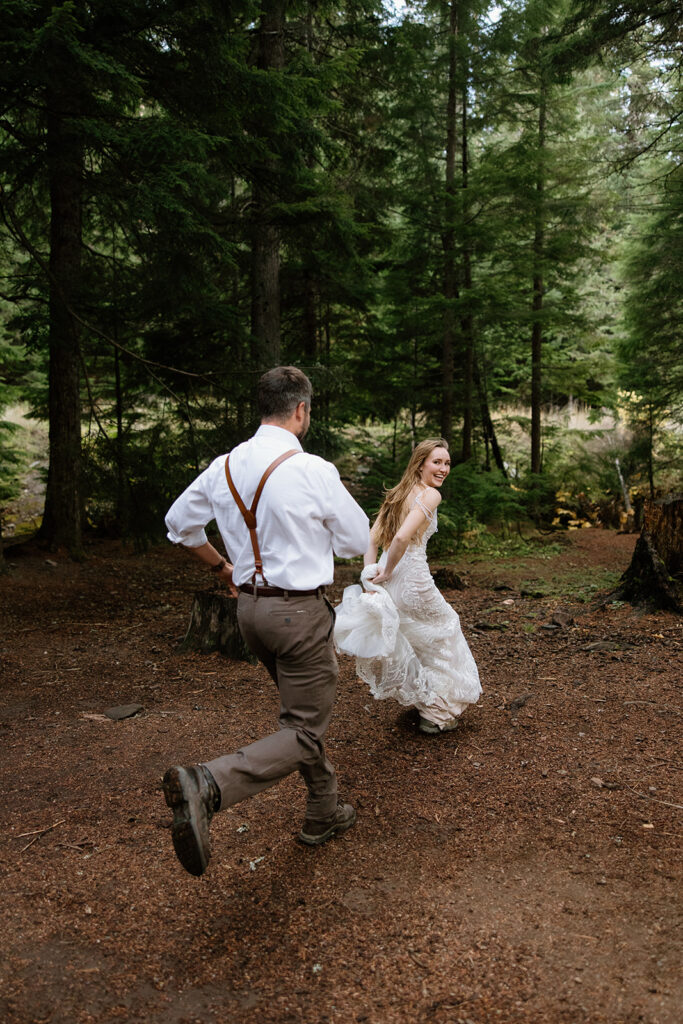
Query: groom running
163 366 369 875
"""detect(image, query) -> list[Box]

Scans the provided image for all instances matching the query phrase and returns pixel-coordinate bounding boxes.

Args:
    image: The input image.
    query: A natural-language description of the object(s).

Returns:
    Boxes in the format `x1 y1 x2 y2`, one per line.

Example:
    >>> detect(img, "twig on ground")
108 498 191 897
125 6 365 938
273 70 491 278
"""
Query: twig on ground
14 819 65 852
647 759 683 771
624 700 681 714
15 820 66 840
626 787 683 811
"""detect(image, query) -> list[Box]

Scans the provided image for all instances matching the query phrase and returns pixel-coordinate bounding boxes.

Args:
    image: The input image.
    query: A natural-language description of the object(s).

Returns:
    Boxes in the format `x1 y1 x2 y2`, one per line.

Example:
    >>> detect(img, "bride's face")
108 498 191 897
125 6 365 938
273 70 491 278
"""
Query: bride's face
419 447 451 488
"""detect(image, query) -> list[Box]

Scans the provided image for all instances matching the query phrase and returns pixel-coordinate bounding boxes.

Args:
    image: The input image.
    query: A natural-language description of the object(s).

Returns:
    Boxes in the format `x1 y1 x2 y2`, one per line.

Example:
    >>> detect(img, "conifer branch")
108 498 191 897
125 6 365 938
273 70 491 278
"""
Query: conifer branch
0 183 236 398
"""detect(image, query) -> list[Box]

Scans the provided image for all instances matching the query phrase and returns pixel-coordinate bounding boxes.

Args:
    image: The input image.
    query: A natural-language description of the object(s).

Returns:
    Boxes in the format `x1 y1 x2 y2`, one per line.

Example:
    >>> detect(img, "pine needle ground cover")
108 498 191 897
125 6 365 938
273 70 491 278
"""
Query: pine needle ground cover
1 529 680 1024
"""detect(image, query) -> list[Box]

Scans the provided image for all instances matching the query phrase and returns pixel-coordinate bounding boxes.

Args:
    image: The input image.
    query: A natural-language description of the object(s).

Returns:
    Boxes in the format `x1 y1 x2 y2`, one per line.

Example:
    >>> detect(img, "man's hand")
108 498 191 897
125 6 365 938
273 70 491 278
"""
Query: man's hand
218 562 238 598
182 542 239 597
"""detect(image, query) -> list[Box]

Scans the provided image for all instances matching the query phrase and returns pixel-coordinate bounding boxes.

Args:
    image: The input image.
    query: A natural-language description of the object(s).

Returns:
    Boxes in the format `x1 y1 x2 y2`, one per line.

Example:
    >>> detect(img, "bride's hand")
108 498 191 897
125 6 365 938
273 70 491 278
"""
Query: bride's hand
369 568 391 586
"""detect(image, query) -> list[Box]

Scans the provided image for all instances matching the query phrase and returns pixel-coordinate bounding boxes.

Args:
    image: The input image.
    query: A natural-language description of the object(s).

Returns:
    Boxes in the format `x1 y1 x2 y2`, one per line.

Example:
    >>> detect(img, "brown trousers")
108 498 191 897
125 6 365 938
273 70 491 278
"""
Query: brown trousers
203 591 339 822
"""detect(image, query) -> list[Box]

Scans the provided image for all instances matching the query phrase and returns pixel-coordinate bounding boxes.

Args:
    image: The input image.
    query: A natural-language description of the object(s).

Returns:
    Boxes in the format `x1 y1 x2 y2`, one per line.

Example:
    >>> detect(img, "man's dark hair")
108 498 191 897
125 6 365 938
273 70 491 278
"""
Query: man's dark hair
258 366 313 421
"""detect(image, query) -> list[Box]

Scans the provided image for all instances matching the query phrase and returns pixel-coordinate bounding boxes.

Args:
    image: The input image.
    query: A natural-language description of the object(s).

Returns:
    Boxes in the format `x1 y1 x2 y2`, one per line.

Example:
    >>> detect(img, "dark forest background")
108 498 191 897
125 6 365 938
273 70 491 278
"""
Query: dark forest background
1 0 681 563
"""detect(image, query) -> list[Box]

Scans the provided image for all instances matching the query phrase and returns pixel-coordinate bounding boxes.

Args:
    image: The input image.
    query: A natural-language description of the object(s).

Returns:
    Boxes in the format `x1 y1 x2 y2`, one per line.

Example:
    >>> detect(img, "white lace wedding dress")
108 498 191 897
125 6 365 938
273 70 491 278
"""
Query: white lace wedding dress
334 496 481 729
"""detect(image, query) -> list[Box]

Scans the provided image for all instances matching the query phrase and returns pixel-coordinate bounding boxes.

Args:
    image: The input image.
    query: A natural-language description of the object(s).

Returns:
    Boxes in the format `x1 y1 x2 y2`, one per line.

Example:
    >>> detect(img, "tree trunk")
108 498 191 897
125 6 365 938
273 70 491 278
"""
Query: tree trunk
303 269 318 361
530 80 547 477
460 68 474 462
647 402 655 499
250 0 286 370
411 332 418 448
111 225 129 536
614 498 683 612
322 304 331 426
441 0 459 447
474 356 507 477
38 85 84 558
114 335 129 535
180 590 256 661
301 6 318 366
251 217 281 369
614 456 634 530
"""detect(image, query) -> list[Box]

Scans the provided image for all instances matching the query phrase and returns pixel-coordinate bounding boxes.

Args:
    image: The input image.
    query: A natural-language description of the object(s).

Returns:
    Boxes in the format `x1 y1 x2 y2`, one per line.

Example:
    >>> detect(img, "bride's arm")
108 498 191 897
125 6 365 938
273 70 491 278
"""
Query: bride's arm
371 489 441 584
363 522 380 566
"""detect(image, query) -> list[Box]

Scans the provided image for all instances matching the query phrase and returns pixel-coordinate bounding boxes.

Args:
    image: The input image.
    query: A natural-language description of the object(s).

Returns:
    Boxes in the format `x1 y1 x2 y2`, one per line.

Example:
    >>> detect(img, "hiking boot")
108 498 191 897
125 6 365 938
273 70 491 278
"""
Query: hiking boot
299 802 357 846
162 764 220 876
419 715 459 734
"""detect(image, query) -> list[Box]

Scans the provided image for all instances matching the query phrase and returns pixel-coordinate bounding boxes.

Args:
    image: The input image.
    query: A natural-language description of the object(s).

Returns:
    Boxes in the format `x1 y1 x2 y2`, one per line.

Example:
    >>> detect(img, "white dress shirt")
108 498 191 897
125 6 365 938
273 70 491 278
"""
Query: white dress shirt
165 425 369 589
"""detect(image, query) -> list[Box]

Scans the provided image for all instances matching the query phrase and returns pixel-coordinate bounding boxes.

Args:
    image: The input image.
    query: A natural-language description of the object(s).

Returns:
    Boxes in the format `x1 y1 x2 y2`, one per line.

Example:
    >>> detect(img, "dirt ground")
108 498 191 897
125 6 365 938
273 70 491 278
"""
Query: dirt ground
1 528 681 1024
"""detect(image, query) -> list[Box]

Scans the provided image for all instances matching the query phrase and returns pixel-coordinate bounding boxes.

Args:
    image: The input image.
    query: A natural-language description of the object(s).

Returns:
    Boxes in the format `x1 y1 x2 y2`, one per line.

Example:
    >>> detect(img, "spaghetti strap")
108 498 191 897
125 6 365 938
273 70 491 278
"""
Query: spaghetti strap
412 494 434 522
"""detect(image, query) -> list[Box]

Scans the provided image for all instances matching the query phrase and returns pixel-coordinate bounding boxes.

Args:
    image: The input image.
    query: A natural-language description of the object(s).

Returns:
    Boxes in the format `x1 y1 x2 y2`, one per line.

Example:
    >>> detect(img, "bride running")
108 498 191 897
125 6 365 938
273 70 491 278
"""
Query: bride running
335 438 481 733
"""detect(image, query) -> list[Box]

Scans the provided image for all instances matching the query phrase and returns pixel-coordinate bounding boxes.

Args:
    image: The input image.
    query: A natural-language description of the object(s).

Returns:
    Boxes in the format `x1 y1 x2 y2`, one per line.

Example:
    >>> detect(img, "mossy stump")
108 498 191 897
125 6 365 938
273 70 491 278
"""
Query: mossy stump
614 497 683 612
180 589 256 662
431 566 465 590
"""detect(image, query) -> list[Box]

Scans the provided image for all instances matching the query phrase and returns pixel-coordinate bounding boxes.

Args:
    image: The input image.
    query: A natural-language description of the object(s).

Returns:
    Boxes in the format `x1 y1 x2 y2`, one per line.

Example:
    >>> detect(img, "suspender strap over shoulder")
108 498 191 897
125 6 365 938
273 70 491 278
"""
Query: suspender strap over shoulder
224 449 299 585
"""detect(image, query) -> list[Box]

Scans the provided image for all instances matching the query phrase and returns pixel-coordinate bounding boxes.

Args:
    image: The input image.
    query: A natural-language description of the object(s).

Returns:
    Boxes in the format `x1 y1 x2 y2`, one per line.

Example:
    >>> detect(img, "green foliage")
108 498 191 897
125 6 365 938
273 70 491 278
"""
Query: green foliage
519 471 558 525
0 328 34 524
0 0 680 548
519 567 622 603
436 462 527 549
618 160 683 494
341 420 529 553
0 419 21 508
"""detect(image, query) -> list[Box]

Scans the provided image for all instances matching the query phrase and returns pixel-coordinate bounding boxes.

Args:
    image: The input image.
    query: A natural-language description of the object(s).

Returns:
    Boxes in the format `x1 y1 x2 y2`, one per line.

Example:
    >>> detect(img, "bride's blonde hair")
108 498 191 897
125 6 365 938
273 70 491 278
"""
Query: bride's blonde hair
373 438 449 549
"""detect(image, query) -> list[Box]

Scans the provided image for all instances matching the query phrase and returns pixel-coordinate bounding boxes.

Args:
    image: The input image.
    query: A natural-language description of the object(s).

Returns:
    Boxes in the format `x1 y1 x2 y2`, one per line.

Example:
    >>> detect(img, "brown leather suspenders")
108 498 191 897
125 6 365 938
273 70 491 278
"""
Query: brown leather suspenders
224 449 299 585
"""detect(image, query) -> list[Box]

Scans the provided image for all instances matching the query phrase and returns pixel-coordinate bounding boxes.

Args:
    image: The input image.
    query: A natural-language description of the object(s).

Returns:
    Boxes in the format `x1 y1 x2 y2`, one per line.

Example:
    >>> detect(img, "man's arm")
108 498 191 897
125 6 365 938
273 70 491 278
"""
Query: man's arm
183 541 238 597
165 461 238 597
321 463 370 558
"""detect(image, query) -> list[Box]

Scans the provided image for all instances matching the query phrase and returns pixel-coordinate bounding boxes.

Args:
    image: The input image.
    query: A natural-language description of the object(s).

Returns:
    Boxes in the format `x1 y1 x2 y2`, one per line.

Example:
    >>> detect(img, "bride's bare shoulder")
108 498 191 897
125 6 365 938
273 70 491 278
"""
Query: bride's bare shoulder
419 486 442 510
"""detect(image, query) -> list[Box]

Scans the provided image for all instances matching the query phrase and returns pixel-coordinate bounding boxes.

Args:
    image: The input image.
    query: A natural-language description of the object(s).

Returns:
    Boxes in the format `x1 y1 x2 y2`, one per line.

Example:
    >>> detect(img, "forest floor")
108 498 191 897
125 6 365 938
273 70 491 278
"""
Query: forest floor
1 528 681 1024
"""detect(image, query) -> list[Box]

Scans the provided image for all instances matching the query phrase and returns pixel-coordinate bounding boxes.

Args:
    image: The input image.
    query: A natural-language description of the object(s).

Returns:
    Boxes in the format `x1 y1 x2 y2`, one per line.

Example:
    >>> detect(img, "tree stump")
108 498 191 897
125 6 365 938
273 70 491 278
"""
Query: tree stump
180 589 256 662
614 497 683 612
431 566 465 590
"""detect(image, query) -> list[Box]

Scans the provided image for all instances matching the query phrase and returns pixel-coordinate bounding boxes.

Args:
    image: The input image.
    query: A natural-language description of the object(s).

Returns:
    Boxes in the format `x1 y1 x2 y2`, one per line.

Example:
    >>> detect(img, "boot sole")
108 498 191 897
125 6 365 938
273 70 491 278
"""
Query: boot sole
162 766 210 876
299 807 357 847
